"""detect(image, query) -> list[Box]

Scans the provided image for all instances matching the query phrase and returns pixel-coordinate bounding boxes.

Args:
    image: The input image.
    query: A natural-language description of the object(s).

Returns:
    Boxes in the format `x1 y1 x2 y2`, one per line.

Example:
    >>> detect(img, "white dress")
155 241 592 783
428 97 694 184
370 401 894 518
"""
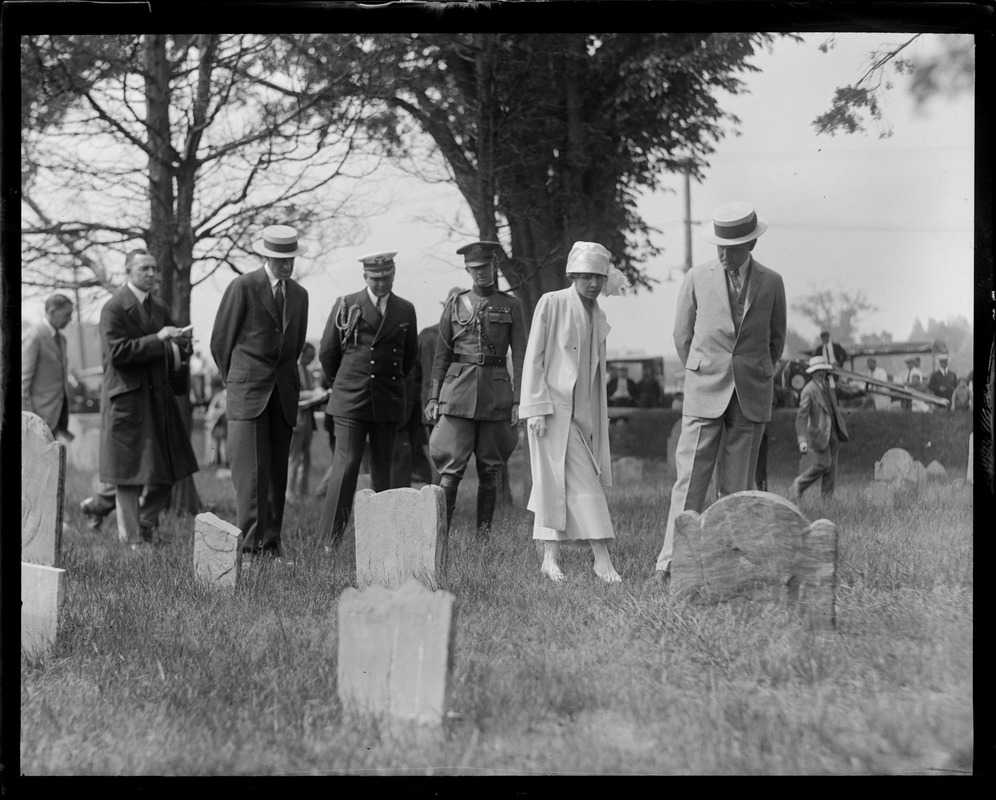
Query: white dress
533 302 615 543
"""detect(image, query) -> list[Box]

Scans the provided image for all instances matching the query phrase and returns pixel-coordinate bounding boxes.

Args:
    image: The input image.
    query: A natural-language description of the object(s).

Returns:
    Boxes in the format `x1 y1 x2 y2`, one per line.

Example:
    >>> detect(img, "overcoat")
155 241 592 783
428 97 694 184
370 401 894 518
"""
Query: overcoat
210 267 309 427
98 286 198 485
21 320 70 432
519 287 612 530
675 256 786 422
319 290 418 423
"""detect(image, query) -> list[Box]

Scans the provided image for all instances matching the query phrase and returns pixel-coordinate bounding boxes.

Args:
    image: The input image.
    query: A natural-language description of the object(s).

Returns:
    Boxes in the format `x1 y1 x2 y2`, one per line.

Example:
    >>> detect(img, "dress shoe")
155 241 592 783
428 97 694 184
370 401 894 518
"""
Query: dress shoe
80 499 106 532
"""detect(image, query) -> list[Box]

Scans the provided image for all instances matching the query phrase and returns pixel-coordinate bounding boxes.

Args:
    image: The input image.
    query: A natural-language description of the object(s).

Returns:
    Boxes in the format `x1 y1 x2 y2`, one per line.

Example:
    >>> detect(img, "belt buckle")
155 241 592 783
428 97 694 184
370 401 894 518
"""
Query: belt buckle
475 353 486 366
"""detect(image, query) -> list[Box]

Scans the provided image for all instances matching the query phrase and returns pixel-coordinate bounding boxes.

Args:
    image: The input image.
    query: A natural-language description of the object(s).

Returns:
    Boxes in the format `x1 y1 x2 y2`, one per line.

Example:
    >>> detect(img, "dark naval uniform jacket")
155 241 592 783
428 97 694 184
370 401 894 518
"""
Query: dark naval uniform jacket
320 289 418 423
430 288 526 421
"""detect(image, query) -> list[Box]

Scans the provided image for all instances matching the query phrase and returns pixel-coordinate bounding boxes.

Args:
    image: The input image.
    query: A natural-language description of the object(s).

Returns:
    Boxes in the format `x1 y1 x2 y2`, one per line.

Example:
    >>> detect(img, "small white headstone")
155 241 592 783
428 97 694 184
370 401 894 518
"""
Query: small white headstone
21 412 66 567
612 456 644 483
22 562 66 656
337 579 455 729
193 513 244 590
353 485 447 590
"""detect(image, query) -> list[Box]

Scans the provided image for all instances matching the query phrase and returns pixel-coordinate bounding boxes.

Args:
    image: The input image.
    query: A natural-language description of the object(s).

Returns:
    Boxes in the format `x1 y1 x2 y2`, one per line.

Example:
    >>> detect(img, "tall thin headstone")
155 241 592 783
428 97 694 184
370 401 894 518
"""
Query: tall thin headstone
21 411 66 566
21 562 67 656
353 485 447 590
337 579 455 731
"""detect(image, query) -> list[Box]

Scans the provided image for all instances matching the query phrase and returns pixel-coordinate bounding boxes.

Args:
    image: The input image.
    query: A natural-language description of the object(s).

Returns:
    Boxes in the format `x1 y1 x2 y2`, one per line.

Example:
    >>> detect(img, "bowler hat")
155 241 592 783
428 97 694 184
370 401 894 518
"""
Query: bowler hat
359 251 397 275
252 225 308 258
806 355 834 374
702 202 768 246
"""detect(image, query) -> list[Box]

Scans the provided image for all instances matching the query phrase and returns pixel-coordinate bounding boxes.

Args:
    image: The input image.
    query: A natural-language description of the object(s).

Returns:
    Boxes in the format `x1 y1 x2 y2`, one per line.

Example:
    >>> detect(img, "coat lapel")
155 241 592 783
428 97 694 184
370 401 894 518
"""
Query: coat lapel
122 286 156 335
743 258 764 318
253 268 282 328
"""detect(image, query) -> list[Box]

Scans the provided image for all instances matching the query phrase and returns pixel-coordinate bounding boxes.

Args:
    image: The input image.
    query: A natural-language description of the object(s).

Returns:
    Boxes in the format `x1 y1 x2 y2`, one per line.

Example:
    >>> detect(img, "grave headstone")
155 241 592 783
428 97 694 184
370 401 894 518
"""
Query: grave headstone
337 579 455 730
671 491 837 629
612 456 644 484
21 562 67 656
967 433 973 484
864 481 896 508
874 448 916 485
193 512 244 590
949 477 973 505
21 412 66 567
925 460 948 483
912 460 927 485
353 484 447 590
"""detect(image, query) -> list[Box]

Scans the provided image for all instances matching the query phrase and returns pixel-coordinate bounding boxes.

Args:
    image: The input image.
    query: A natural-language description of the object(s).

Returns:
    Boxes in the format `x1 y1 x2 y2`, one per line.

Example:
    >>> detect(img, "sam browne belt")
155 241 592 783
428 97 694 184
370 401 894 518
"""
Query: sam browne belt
453 353 505 367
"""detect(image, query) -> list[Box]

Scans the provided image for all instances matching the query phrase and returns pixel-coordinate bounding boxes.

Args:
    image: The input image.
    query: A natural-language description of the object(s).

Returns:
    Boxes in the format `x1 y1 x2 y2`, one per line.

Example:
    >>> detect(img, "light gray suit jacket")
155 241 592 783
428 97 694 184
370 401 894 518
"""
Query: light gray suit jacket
674 256 786 423
22 319 69 433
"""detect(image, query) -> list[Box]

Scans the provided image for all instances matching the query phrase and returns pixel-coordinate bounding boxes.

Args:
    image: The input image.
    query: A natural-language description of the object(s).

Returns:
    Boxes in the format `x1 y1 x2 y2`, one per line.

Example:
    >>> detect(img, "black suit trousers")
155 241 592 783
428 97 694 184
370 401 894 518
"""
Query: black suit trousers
318 416 397 541
227 388 293 554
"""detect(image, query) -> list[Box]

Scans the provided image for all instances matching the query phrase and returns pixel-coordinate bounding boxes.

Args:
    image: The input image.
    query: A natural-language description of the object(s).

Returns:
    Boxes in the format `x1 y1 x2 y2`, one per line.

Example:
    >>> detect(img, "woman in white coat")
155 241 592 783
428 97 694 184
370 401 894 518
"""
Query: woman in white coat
520 241 627 583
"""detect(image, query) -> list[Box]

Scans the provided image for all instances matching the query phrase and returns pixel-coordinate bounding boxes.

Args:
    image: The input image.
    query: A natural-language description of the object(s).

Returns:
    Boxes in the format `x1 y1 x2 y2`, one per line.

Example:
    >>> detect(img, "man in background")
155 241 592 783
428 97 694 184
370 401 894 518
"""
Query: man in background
862 357 891 410
790 355 849 501
96 249 198 547
928 354 958 408
22 293 75 441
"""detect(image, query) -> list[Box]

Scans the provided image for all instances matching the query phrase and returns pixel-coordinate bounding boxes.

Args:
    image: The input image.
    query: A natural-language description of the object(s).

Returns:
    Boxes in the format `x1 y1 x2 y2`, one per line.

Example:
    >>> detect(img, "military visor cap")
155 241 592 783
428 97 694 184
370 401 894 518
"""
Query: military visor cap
457 241 501 267
359 251 397 275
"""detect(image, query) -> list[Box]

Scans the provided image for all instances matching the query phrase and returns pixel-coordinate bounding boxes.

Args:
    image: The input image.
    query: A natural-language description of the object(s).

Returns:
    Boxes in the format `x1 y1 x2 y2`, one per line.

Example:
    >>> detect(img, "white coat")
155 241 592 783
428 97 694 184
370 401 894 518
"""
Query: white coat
519 287 612 530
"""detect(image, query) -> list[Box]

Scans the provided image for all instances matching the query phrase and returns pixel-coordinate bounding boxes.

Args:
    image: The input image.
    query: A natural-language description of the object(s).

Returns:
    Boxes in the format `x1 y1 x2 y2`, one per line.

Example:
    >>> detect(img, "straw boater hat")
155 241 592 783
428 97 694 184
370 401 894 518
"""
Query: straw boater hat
701 202 768 246
252 225 308 258
806 355 834 374
358 251 397 275
457 241 501 267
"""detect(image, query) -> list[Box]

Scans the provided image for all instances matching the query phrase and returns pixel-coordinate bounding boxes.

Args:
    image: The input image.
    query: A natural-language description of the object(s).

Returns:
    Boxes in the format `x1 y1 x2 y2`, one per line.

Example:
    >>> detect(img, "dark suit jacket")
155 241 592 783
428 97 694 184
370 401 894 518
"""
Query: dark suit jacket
795 378 849 450
98 285 198 485
319 289 418 424
210 267 309 427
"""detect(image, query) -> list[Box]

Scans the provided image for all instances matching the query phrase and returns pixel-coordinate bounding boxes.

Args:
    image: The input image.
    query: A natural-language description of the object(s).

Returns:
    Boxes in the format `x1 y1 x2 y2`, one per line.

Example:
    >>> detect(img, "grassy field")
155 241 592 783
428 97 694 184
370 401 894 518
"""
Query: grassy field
19 419 974 776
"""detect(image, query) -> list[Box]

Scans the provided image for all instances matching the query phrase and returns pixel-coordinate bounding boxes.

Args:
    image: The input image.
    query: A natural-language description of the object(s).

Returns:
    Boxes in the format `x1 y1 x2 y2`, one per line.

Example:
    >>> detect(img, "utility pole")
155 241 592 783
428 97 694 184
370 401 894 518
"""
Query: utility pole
681 158 693 273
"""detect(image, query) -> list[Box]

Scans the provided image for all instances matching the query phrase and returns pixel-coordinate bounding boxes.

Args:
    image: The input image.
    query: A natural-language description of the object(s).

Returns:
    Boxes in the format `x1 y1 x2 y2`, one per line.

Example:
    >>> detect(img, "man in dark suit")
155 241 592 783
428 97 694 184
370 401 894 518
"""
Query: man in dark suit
814 330 847 389
654 202 786 578
927 354 958 406
22 293 74 439
317 251 418 544
97 249 199 546
210 225 310 560
790 355 849 500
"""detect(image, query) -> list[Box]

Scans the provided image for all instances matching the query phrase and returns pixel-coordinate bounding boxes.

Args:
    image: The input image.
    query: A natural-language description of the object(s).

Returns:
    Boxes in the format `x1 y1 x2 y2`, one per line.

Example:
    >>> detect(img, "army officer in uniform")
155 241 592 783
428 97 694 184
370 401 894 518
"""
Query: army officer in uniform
317 251 419 544
424 241 526 539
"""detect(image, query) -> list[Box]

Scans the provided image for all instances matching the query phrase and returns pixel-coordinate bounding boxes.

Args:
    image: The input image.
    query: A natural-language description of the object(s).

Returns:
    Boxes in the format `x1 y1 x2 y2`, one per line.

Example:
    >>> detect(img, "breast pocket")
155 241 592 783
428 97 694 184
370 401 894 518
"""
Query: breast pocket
487 309 513 325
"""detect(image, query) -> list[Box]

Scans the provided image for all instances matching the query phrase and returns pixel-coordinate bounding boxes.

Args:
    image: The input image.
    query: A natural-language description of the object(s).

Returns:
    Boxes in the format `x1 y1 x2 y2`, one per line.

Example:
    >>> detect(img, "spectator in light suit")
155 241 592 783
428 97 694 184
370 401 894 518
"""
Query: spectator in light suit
22 293 74 440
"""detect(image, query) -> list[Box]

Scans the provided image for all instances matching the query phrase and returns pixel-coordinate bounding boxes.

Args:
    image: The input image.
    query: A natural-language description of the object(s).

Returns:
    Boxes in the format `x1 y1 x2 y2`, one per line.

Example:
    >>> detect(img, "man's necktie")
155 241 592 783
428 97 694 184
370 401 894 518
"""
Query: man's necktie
143 295 152 316
727 268 742 294
275 280 285 322
54 331 63 356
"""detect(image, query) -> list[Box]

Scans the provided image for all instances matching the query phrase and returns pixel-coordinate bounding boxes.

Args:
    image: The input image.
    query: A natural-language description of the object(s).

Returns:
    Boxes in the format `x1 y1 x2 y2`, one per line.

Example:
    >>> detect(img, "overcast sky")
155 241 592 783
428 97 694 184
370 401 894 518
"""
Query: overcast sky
25 32 976 375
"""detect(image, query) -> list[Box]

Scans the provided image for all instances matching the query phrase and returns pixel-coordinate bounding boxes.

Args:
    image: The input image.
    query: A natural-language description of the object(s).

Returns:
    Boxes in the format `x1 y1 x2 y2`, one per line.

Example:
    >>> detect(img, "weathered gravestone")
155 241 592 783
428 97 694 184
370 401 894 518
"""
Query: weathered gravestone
612 456 644 484
864 481 896 508
193 512 244 591
874 448 917 484
22 411 66 567
337 579 455 731
925 460 948 483
353 485 447 590
671 491 837 629
22 562 67 656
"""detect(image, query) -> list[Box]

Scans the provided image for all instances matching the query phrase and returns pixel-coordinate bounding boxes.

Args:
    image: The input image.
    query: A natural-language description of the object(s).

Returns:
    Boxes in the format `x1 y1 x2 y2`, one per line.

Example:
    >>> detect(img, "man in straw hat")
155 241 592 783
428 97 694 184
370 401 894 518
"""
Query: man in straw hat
317 251 418 545
424 241 527 540
654 202 786 580
211 224 310 562
789 354 849 501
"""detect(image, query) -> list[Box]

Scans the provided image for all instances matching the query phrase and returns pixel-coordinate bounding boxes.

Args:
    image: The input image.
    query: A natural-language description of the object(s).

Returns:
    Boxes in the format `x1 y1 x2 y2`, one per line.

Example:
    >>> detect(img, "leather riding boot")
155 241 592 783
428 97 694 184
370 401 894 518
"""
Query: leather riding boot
440 474 461 531
476 482 498 541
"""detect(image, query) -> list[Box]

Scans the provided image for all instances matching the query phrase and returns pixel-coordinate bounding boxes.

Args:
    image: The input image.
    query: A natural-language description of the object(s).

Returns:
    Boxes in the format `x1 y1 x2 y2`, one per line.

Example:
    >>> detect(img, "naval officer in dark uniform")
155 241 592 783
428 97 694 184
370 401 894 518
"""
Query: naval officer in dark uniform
424 241 526 539
317 251 419 543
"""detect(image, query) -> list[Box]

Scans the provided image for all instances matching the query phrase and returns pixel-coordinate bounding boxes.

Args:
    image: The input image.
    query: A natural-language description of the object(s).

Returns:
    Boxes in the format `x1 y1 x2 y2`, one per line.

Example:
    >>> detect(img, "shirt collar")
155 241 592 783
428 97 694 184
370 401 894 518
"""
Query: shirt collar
127 281 150 304
727 255 751 280
263 264 284 289
40 316 57 336
366 287 389 308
